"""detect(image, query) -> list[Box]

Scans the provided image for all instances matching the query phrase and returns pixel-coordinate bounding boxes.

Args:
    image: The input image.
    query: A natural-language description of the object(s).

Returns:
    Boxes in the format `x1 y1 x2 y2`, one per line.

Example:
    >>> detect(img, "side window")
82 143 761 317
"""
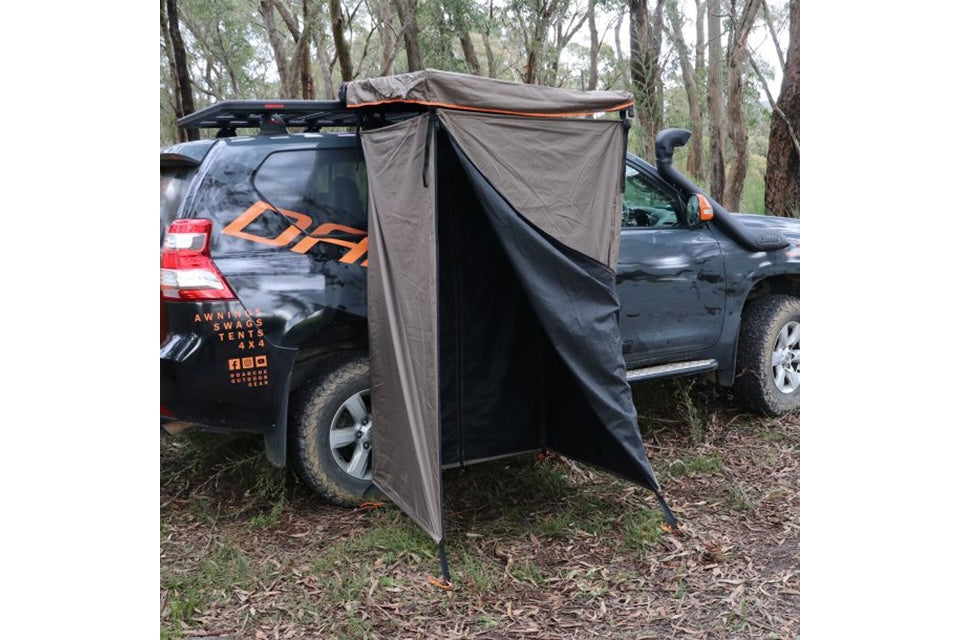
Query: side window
622 165 679 228
254 148 368 230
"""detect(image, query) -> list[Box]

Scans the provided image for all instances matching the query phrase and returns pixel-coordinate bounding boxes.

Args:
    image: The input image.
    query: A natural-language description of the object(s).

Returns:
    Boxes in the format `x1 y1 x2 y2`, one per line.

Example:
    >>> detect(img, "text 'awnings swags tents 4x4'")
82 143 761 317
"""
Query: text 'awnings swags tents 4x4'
344 70 676 582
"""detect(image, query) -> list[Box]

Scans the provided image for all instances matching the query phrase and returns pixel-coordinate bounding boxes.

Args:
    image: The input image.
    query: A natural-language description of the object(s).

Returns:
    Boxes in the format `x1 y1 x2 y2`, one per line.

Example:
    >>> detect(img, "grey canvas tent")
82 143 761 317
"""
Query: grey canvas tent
344 70 675 579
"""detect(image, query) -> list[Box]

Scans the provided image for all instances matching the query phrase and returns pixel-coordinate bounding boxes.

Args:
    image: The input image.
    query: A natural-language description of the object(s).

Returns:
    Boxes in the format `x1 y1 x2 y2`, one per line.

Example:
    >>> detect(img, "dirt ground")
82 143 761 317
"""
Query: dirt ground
161 382 799 639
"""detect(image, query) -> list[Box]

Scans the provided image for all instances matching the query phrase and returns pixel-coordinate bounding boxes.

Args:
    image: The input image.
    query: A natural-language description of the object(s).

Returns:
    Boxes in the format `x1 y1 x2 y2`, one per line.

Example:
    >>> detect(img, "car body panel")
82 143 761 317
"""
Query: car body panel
161 134 799 437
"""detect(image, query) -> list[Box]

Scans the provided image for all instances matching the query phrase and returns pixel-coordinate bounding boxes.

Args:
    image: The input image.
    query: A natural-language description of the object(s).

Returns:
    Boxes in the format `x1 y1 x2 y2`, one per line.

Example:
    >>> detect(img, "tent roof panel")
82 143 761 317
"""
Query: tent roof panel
344 69 634 117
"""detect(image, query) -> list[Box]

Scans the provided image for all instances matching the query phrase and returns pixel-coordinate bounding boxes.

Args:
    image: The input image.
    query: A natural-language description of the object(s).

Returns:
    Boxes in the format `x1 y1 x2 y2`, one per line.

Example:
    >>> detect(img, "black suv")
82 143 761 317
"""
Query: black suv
160 102 799 505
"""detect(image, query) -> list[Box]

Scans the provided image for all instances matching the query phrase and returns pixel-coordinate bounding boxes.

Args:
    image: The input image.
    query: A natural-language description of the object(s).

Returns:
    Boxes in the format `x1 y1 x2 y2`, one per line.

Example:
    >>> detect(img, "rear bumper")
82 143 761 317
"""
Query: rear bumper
160 301 297 434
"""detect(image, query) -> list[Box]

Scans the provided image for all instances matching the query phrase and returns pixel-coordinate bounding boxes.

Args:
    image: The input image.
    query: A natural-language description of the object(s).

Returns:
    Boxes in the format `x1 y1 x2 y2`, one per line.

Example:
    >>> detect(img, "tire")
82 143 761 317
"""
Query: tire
289 353 382 506
733 295 800 416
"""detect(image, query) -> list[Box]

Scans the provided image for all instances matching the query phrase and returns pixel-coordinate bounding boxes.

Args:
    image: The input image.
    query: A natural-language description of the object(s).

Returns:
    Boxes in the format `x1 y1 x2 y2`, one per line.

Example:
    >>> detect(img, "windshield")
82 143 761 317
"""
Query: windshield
160 167 195 244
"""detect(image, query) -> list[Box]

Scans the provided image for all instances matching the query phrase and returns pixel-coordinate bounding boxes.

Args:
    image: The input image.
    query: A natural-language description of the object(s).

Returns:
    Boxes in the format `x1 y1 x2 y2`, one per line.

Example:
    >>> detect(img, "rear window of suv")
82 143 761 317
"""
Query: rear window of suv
160 167 196 243
254 149 367 230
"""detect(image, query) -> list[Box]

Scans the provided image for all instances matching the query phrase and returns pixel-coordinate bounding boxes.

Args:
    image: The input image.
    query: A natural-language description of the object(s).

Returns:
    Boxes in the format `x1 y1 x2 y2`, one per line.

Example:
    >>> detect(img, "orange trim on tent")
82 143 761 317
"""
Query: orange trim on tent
346 97 635 119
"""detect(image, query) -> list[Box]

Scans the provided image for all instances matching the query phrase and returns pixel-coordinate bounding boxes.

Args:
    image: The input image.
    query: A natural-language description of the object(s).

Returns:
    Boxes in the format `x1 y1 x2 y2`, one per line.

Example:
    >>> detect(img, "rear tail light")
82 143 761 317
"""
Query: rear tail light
161 219 236 300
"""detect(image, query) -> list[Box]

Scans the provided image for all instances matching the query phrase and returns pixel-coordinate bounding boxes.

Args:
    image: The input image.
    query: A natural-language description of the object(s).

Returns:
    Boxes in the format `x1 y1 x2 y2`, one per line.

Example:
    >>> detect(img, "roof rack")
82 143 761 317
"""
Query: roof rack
176 100 365 136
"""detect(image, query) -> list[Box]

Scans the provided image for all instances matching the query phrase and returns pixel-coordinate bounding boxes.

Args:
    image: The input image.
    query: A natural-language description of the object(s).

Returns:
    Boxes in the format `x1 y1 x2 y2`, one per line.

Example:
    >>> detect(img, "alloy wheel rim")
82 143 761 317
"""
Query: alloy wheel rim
771 321 800 394
329 389 373 480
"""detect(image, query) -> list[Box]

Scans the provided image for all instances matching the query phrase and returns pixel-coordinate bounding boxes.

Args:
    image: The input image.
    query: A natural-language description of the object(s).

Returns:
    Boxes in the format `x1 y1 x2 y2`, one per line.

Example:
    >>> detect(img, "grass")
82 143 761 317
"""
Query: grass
665 452 725 478
621 509 664 552
475 615 501 629
162 431 287 515
162 542 252 633
309 508 437 604
249 501 284 528
724 484 756 511
510 559 546 587
633 377 726 443
161 400 800 638
453 550 501 590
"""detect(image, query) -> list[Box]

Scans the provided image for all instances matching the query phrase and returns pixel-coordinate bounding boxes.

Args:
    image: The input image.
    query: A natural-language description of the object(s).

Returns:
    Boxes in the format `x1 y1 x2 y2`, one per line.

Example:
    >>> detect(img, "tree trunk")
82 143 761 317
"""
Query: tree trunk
694 0 705 169
764 0 799 217
160 1 184 141
275 0 317 99
330 0 354 81
694 0 705 81
457 27 480 75
666 0 703 183
260 0 295 98
629 0 665 160
761 0 785 71
587 0 598 89
271 0 304 93
722 0 761 211
706 0 724 201
375 0 397 76
165 0 198 141
523 1 554 85
444 0 481 75
299 0 315 98
393 0 424 72
311 3 336 99
482 0 496 77
547 7 589 87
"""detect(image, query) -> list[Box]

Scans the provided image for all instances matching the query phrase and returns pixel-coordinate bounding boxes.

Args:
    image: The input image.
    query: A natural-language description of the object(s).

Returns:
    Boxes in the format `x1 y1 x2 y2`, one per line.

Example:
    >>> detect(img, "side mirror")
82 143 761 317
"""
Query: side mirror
685 193 714 226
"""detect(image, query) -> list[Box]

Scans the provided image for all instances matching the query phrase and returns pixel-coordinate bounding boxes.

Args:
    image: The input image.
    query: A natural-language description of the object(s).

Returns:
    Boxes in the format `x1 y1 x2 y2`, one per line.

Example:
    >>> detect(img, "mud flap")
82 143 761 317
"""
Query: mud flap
263 382 290 467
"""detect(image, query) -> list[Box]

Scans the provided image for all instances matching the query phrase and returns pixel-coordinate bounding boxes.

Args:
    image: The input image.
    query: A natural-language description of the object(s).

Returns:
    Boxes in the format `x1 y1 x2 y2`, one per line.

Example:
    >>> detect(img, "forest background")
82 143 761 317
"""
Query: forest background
159 0 800 217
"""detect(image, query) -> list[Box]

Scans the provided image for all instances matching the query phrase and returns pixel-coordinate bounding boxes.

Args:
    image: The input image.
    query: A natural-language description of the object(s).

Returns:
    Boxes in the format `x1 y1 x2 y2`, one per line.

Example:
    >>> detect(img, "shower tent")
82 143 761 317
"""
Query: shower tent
343 70 676 580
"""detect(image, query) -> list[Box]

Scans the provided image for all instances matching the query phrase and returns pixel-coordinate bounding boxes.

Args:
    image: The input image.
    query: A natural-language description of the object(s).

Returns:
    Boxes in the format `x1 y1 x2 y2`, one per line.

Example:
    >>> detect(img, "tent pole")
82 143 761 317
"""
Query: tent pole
438 539 451 582
655 492 679 531
619 108 632 193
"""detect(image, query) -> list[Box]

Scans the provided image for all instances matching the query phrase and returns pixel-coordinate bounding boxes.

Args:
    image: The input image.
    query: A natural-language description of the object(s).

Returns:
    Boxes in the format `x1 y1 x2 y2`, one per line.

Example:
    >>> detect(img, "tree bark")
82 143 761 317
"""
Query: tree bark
694 0 705 81
587 0 598 89
522 0 555 85
160 1 185 142
760 0 785 71
547 5 589 87
722 0 761 211
444 0 481 75
330 0 354 81
629 0 665 160
666 0 703 183
299 0 315 98
260 0 296 98
481 8 495 76
374 0 397 75
311 2 336 99
706 0 724 201
165 0 198 141
274 0 317 99
764 0 799 217
459 34 481 75
393 0 424 71
272 0 303 91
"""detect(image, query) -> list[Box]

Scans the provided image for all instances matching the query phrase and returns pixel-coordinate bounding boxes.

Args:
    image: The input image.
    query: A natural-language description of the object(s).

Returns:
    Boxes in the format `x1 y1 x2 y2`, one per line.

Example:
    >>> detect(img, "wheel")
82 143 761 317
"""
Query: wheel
289 353 382 506
733 295 800 416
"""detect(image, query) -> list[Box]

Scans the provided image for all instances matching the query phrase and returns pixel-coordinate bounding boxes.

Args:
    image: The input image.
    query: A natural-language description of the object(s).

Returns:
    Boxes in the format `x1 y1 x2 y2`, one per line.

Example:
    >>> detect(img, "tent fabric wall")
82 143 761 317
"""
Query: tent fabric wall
437 111 625 268
362 114 443 543
356 91 672 551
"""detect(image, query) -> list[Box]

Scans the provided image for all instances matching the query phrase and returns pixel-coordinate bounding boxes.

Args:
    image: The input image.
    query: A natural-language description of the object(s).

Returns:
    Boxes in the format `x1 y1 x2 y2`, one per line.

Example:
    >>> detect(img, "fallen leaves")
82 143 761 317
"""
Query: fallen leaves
161 409 800 639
